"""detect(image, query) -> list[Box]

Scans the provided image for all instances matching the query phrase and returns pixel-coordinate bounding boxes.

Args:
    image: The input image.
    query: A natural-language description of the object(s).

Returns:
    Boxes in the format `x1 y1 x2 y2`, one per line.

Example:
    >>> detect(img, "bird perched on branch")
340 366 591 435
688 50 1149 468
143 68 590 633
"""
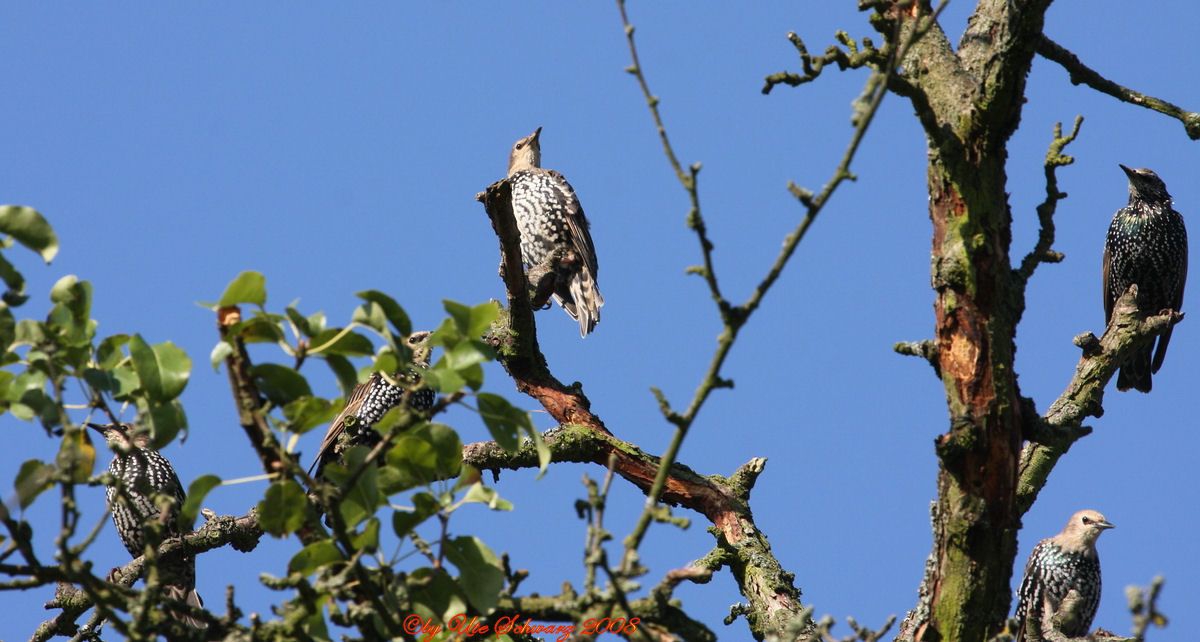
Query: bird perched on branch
1014 509 1114 642
507 126 604 337
1104 165 1187 392
309 331 435 480
89 422 205 629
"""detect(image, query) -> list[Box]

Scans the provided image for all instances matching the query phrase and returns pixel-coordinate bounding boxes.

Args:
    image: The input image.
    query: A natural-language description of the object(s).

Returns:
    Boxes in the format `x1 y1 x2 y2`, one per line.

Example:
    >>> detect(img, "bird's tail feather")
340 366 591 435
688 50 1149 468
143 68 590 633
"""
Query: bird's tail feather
164 584 207 630
1117 346 1153 393
1152 327 1174 373
565 270 603 337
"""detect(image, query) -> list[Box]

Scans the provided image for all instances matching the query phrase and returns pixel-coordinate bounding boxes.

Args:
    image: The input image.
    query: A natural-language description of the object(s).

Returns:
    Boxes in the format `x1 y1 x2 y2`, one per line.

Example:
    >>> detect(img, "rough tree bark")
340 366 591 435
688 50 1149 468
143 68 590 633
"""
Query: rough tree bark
865 1 1066 639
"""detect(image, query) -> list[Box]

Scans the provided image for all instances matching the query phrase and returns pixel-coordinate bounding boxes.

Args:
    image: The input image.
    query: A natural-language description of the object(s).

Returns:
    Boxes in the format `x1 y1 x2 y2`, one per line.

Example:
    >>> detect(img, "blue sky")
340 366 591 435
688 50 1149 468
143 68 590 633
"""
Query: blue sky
2 2 1198 639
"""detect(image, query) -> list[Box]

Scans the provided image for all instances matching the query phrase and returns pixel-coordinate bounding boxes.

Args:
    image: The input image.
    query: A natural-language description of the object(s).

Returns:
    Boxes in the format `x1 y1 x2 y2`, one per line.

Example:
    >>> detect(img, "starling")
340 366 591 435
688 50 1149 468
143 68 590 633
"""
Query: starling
507 126 604 337
1104 165 1188 393
1014 509 1114 642
309 331 435 480
88 422 205 629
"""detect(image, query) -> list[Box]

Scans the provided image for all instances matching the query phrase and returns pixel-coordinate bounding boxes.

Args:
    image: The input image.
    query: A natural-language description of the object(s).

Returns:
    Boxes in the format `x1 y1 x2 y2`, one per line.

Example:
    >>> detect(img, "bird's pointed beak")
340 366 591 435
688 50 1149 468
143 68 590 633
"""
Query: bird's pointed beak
531 126 542 141
85 423 107 435
1098 519 1115 530
1119 164 1135 178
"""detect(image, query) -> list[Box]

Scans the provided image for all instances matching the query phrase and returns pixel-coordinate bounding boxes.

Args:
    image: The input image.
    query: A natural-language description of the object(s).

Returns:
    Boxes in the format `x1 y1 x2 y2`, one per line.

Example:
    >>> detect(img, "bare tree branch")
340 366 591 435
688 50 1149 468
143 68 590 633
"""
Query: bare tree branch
1016 286 1183 514
1037 36 1200 140
1016 117 1082 283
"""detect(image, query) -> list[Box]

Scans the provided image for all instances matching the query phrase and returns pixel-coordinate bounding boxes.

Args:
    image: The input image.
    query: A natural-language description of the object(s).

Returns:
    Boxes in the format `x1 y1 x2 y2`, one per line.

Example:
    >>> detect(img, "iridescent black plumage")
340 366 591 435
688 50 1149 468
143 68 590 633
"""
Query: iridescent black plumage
508 127 604 337
1015 510 1113 642
1104 165 1188 392
89 422 204 629
309 331 434 480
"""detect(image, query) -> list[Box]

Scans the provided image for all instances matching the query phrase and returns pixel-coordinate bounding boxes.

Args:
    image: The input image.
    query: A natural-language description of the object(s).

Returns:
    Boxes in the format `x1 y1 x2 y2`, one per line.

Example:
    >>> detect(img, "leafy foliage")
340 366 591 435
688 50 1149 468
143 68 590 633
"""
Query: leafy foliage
1 218 533 640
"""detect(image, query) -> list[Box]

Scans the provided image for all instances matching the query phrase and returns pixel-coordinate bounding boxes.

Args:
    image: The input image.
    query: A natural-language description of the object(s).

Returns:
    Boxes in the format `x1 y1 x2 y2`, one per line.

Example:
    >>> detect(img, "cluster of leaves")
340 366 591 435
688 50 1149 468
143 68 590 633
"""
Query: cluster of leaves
2 206 192 513
1 209 548 639
209 271 549 637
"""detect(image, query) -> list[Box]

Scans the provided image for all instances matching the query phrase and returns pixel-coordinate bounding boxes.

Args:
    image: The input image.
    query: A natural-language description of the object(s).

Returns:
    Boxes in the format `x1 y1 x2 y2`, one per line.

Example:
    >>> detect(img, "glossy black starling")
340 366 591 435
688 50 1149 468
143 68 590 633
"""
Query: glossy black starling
507 127 604 337
88 422 205 629
1014 509 1114 642
1104 165 1188 393
309 331 435 480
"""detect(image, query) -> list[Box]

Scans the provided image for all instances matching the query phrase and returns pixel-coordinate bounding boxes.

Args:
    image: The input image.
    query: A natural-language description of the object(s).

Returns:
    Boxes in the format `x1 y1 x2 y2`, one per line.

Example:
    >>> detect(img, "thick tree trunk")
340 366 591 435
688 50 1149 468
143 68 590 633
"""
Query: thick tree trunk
872 1 1054 639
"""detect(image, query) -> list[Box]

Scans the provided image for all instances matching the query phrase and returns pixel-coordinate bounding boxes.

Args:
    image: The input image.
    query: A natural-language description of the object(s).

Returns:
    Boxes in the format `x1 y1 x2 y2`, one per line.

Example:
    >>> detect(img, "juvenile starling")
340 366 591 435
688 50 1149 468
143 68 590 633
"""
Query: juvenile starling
88 422 205 629
1014 509 1114 642
1104 165 1188 393
507 126 604 337
309 331 435 480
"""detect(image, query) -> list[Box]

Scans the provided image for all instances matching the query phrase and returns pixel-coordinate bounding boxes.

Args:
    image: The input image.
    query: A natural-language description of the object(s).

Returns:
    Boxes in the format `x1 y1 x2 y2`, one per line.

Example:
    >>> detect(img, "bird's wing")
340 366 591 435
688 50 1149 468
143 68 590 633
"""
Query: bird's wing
145 450 189 534
1102 242 1114 325
308 373 378 476
1014 540 1050 642
547 169 599 277
1153 211 1187 372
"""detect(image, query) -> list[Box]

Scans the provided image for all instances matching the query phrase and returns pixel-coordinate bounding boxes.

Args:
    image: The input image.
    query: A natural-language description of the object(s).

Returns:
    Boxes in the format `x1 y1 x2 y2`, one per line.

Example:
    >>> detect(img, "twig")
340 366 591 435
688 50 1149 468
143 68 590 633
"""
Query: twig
216 306 287 476
1037 36 1200 140
1016 116 1083 282
762 31 886 94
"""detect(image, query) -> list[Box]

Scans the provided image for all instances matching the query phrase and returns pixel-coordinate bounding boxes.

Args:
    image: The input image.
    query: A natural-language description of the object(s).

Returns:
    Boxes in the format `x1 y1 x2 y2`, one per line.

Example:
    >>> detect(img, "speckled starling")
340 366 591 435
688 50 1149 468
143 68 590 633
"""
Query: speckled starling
1014 509 1114 642
1104 165 1188 393
88 422 205 629
507 127 604 337
309 331 435 480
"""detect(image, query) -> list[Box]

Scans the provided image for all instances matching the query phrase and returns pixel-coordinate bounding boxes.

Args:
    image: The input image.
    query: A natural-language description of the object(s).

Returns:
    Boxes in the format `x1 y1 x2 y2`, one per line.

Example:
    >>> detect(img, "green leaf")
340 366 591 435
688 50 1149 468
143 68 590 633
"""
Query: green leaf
96 334 130 368
282 396 336 434
408 567 469 624
476 393 530 452
325 355 358 397
285 306 313 338
288 540 343 576
139 399 188 448
258 480 308 537
109 366 141 401
424 364 466 395
351 517 381 553
251 364 312 407
352 301 389 334
0 253 28 307
338 447 380 527
13 319 45 347
425 423 463 477
309 328 374 357
55 429 96 484
218 271 266 307
392 492 439 537
444 300 471 335
0 307 14 352
357 290 412 336
0 206 59 262
461 483 514 511
229 314 285 343
14 459 53 509
49 275 91 322
180 475 221 528
385 436 439 491
443 535 504 613
444 340 491 371
466 301 500 338
129 335 191 402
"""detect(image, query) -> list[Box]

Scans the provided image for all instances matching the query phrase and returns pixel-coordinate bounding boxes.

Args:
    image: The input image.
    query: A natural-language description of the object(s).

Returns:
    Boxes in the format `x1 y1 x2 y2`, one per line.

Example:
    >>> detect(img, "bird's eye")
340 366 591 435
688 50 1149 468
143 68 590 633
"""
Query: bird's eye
1081 516 1092 525
515 143 524 150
